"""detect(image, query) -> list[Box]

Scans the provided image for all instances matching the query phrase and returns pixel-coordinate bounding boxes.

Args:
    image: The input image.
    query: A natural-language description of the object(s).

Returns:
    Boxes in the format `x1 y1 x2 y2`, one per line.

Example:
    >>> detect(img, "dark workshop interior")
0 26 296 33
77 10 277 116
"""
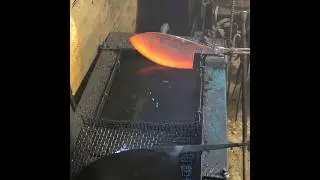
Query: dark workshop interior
70 0 250 180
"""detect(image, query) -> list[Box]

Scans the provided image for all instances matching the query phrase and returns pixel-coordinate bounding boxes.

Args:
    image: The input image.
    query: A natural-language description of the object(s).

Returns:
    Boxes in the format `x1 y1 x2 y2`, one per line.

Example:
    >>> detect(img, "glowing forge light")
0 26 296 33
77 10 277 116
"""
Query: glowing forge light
129 32 211 69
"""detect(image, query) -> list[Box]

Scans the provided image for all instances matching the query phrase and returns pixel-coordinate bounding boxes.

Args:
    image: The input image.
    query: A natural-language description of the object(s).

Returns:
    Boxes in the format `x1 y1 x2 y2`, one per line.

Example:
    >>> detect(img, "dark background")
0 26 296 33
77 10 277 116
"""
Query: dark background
0 0 312 180
135 0 190 36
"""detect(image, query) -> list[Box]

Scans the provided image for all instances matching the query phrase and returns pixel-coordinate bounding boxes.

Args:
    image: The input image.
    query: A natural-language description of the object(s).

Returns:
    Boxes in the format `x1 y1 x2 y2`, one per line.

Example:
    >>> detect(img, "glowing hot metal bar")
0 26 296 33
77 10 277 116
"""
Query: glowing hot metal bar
129 32 250 69
130 32 210 69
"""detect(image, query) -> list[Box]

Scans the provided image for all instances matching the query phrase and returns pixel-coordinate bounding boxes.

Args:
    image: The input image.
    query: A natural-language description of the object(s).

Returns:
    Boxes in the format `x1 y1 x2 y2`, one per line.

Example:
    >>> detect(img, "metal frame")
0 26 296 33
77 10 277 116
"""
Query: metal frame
194 51 229 180
70 31 233 180
93 49 122 121
71 34 205 180
70 87 76 111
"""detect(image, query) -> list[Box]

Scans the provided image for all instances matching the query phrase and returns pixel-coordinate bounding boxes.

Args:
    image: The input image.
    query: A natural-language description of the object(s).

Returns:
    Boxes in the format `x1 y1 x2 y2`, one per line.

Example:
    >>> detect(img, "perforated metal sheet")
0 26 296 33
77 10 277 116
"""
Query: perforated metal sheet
71 122 201 180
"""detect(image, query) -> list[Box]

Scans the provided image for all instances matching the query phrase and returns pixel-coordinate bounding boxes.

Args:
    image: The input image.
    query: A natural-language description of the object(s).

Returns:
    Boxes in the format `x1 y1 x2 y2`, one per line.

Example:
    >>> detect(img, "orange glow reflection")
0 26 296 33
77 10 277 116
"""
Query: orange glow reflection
136 65 168 75
130 32 210 69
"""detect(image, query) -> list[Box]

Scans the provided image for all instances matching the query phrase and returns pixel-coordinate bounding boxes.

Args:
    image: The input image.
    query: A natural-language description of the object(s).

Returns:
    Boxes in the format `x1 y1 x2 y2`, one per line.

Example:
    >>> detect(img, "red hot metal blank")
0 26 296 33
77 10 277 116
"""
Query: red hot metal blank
130 32 211 69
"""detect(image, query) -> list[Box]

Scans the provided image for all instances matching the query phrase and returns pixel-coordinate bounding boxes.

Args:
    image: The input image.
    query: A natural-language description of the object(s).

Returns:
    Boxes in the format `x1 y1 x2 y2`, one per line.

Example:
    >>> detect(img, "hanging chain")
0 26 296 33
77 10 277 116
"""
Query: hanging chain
229 0 237 43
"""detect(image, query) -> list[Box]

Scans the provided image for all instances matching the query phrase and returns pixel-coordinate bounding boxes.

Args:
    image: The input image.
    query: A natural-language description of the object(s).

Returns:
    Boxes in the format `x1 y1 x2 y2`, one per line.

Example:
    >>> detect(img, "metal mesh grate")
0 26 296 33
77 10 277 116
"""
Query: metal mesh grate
71 121 202 180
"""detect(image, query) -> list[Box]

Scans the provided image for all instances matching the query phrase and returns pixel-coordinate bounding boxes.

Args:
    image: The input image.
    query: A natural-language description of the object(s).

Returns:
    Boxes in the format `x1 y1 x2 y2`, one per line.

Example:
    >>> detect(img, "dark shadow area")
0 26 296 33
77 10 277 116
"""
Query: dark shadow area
74 150 182 180
100 51 199 122
135 0 190 36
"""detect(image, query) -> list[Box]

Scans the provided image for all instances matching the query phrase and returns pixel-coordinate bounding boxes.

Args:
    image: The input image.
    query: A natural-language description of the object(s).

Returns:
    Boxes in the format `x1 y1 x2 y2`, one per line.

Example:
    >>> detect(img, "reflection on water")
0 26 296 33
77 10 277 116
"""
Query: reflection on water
100 52 199 122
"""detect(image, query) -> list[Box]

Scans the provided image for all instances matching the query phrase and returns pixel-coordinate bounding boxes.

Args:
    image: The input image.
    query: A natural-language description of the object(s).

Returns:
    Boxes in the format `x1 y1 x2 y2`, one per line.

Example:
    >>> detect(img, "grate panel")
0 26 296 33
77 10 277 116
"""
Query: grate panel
71 123 201 180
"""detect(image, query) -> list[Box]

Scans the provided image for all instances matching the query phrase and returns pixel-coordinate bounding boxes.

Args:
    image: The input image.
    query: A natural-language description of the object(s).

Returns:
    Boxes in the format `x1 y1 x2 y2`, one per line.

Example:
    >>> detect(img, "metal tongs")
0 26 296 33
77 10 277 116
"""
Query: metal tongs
153 142 249 156
197 46 250 57
214 47 250 55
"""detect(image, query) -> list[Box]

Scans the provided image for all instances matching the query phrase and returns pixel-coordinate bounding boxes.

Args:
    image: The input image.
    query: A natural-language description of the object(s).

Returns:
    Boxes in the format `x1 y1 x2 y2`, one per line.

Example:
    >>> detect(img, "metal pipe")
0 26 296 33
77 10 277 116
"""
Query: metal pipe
214 6 219 24
229 63 242 105
153 142 248 155
202 1 206 30
240 10 249 180
233 33 241 47
235 84 242 121
227 33 241 104
227 54 233 107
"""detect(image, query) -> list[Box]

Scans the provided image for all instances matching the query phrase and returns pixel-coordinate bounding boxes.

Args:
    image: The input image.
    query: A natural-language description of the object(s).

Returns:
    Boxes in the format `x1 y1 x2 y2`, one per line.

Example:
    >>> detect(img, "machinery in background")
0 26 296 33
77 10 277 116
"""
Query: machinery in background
189 1 250 180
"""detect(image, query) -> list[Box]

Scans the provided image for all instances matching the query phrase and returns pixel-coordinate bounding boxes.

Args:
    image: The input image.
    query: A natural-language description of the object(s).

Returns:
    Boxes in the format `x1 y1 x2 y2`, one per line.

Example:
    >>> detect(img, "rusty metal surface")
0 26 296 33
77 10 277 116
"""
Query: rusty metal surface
201 55 228 178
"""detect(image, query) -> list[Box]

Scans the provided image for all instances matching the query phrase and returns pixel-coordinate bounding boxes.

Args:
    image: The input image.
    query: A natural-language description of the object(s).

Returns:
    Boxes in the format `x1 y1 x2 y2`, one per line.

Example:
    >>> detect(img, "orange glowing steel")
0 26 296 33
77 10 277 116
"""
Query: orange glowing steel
129 32 211 69
136 65 169 75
